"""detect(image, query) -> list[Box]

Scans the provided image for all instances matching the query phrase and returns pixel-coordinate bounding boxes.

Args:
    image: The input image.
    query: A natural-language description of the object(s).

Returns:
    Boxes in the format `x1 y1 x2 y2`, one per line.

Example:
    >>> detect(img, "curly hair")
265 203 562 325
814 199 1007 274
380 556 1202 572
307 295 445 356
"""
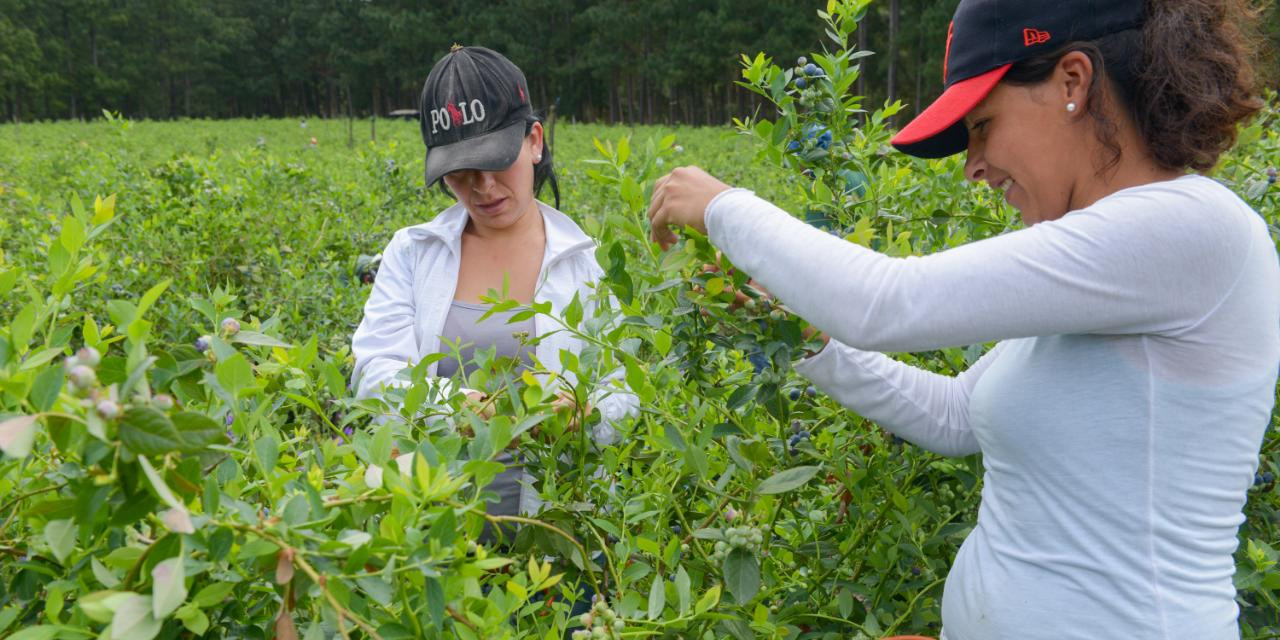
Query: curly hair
1003 0 1264 173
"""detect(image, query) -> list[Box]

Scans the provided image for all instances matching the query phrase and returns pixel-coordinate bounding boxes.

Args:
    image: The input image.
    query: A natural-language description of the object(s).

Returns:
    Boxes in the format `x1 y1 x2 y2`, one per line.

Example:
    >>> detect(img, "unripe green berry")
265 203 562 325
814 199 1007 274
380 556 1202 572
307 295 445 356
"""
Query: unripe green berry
76 346 101 367
96 400 122 419
68 365 97 390
221 317 241 336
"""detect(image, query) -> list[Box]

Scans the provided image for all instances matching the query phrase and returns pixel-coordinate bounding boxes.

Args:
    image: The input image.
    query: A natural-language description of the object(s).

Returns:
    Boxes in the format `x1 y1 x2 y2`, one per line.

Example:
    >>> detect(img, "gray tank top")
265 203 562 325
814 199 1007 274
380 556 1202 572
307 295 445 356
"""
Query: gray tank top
436 300 536 534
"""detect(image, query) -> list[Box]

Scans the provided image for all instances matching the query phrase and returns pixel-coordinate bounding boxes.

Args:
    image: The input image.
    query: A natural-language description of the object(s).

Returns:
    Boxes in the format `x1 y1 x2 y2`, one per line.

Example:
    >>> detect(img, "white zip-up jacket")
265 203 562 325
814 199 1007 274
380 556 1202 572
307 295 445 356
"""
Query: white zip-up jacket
351 200 638 511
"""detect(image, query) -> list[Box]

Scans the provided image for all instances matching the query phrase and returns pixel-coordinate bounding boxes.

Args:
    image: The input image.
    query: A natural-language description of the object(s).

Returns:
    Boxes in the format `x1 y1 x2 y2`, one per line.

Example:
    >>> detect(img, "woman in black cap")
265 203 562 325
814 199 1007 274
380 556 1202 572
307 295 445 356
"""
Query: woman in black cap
650 1 1274 639
352 45 636 532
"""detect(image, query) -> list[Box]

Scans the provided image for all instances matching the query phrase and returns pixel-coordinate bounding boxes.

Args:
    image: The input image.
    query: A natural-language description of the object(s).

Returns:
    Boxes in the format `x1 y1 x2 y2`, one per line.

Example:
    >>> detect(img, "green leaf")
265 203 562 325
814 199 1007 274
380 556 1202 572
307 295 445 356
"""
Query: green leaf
675 565 691 614
647 575 665 620
44 519 77 564
60 215 86 254
172 412 225 451
137 455 183 510
215 353 255 396
151 557 187 618
255 433 280 473
174 602 209 635
722 548 759 605
78 590 131 623
7 625 59 640
0 415 38 458
231 330 292 348
111 593 162 640
425 577 444 631
192 582 236 608
756 465 821 495
695 585 720 614
28 366 64 412
119 407 185 456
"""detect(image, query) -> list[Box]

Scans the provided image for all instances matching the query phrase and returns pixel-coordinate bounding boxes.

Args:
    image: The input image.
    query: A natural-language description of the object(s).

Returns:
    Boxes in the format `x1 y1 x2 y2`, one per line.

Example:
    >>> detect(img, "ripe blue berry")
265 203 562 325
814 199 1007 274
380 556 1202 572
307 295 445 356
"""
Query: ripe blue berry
817 132 833 150
1264 472 1275 484
787 141 801 152
796 77 807 89
806 386 817 398
804 63 819 76
194 335 212 352
789 389 801 401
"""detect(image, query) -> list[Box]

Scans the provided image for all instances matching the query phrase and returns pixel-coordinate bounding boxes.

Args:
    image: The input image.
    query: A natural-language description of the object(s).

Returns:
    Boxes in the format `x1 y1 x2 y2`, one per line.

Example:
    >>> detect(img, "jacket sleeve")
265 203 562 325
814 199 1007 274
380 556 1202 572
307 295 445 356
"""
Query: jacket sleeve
351 231 421 400
793 340 1006 457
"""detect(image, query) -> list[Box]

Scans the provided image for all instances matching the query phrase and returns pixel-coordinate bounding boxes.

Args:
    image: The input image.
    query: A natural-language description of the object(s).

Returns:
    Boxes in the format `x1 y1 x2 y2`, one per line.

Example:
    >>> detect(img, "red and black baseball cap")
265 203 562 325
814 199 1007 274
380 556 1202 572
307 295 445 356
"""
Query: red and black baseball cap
420 45 533 186
891 0 1145 159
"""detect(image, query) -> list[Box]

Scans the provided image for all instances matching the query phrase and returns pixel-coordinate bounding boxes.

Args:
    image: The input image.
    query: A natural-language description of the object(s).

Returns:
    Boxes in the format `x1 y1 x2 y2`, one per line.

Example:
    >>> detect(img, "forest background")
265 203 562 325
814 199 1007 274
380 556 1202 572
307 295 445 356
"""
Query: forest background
3 0 1278 126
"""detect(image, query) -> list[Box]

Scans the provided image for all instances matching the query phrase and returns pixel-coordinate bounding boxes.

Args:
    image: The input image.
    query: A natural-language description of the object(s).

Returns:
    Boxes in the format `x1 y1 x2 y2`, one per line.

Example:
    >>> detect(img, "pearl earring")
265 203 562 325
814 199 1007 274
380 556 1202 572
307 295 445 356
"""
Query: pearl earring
1066 102 1078 113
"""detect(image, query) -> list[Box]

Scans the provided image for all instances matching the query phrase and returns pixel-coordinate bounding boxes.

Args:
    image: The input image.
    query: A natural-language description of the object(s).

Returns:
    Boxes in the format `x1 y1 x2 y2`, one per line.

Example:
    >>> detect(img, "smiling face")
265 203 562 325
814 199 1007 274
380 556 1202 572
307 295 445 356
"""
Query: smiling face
962 53 1099 226
442 121 544 234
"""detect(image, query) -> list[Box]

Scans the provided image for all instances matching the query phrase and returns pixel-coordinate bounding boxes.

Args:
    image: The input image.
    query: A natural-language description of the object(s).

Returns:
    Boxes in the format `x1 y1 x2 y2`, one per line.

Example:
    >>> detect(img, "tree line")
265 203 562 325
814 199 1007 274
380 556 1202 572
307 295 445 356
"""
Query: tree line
1 0 1275 126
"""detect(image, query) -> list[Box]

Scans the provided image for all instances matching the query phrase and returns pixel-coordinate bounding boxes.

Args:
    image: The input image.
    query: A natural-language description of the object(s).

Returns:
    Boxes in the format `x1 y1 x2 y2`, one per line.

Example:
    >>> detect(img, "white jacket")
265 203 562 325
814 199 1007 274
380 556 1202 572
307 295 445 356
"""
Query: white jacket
351 199 638 454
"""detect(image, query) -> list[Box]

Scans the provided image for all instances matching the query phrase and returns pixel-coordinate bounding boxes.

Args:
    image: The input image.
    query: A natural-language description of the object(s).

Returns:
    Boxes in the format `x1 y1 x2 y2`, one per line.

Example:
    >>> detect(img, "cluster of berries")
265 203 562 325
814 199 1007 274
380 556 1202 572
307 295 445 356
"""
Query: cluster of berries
792 57 826 89
64 347 121 418
1268 167 1277 185
572 598 625 640
711 522 764 563
788 420 812 455
194 318 241 354
786 124 834 154
1254 471 1275 488
788 386 817 402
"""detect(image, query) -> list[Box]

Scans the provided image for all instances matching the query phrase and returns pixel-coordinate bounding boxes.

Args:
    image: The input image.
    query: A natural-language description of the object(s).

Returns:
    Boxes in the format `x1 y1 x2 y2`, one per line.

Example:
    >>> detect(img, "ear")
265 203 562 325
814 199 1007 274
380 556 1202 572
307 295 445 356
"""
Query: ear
526 121 545 158
1055 51 1094 116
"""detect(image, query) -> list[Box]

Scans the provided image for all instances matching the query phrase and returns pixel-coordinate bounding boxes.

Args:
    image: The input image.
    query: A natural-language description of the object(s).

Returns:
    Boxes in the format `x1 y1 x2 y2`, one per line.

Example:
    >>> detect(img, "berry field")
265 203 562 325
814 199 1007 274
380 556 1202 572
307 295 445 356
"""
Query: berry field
2 9 1279 640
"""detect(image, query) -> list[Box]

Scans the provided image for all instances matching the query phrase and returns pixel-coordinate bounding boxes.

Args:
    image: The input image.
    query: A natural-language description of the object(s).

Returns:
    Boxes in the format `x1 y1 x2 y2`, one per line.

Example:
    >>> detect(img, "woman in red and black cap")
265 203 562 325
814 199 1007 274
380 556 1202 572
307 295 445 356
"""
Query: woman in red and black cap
650 1 1274 638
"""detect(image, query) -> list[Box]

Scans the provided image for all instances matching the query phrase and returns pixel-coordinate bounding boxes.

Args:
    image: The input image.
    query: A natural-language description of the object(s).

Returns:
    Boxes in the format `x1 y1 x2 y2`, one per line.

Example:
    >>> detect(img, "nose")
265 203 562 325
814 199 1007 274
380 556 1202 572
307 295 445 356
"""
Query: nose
472 171 497 194
964 136 987 184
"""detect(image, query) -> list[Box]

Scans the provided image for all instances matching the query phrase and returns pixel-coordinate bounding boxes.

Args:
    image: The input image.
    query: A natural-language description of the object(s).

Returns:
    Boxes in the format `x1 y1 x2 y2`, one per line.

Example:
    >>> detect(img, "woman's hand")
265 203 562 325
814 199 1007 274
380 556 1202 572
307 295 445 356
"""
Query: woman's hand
648 167 733 250
551 390 591 433
463 390 495 420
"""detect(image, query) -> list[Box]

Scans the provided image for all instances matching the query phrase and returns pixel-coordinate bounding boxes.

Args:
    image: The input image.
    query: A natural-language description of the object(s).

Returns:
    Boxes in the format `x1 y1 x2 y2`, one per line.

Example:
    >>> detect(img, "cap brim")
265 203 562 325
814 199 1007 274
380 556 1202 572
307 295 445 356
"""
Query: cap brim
891 64 1011 159
424 120 526 186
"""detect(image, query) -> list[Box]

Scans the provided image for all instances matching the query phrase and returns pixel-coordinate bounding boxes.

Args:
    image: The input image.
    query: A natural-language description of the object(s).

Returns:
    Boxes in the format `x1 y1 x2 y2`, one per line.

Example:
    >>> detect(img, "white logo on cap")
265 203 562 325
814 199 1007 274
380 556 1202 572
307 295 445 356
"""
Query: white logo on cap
429 99 487 135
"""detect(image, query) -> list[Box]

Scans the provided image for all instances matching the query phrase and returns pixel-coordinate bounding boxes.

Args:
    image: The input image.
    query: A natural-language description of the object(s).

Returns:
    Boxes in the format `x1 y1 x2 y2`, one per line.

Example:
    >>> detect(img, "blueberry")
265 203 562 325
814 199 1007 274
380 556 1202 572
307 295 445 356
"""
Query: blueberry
1268 167 1277 179
787 140 801 152
152 394 175 411
344 425 355 436
1255 473 1264 486
76 347 101 367
800 431 810 439
1264 472 1275 484
817 132 833 150
747 350 768 374
797 56 807 66
796 77 807 89
671 523 681 534
96 400 121 419
791 420 803 434
224 411 235 426
806 386 817 398
789 447 799 456
221 317 241 336
789 389 801 401
803 63 819 76
194 335 212 352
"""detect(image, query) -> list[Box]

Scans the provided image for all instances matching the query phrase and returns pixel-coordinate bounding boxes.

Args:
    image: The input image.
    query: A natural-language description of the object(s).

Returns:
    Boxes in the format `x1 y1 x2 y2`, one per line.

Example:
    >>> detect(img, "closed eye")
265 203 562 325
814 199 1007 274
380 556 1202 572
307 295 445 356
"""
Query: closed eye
969 118 990 135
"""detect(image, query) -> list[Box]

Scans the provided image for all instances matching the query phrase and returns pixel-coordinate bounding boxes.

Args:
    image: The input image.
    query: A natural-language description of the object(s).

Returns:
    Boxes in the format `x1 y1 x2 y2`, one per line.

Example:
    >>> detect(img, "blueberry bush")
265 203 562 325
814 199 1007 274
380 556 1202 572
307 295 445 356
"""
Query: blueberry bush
2 1 1278 638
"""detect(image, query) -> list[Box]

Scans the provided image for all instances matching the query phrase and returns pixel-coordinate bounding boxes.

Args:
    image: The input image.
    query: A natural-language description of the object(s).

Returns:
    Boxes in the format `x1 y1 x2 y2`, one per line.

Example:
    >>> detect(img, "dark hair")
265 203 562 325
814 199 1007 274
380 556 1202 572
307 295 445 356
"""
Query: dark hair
436 114 561 209
1003 0 1263 173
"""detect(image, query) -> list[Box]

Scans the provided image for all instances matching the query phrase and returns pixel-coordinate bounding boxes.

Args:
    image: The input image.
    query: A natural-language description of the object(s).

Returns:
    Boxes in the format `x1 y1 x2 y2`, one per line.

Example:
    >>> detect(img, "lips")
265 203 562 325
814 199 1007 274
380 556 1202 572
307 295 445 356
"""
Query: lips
473 197 508 215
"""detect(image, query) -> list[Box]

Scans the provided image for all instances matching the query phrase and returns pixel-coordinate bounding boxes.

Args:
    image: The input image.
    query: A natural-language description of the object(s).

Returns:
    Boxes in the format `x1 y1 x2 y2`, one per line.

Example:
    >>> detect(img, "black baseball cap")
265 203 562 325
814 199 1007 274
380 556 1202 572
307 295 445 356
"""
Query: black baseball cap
419 45 533 186
891 0 1145 159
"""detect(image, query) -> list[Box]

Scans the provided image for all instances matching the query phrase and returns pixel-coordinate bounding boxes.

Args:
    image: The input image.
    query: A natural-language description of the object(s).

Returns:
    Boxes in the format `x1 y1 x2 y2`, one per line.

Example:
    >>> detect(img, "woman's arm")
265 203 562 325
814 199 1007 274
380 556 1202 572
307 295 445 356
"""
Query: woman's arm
704 183 1245 352
795 340 1005 457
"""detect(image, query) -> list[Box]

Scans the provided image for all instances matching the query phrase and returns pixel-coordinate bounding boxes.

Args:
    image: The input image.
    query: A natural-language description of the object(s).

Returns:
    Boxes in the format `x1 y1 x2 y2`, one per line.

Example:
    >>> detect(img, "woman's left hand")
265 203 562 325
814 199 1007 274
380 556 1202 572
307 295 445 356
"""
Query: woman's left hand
648 166 732 250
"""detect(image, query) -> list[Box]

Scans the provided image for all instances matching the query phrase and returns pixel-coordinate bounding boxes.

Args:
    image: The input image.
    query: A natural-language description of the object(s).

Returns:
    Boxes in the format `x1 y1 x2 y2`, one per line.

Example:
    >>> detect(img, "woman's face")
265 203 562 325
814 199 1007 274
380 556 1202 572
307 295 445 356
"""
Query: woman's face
443 121 544 233
962 55 1094 226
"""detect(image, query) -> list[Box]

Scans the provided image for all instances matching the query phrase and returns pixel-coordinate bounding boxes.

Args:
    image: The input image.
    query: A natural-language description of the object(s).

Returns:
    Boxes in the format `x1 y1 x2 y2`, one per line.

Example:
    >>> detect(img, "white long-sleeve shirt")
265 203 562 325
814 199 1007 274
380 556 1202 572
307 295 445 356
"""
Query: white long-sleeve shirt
351 200 638 514
706 175 1280 640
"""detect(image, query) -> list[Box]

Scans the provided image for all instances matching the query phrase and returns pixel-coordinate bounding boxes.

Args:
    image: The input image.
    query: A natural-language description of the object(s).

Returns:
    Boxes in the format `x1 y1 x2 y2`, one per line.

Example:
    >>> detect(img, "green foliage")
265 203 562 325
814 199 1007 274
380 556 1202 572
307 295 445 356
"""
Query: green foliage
1 4 1278 639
